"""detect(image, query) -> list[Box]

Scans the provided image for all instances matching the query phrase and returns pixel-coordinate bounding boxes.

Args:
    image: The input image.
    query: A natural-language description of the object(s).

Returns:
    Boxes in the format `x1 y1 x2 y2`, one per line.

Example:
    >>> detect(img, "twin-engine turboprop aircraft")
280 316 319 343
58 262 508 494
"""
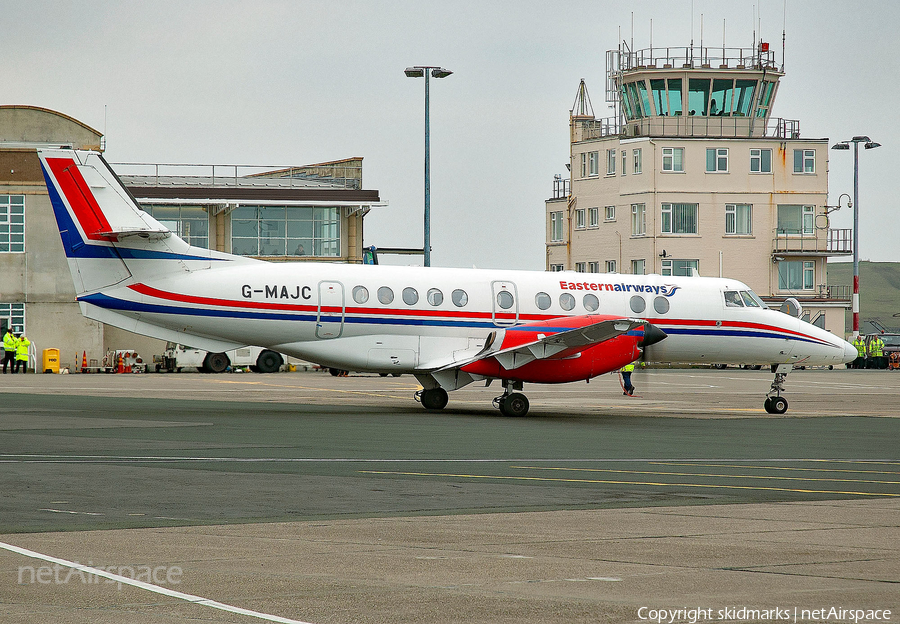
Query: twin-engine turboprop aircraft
38 149 857 416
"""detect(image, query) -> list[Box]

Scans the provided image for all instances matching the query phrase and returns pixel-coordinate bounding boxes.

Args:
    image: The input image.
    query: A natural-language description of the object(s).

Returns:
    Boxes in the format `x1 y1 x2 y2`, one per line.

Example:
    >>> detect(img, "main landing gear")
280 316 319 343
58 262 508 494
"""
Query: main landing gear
416 387 449 411
493 380 530 417
764 364 792 414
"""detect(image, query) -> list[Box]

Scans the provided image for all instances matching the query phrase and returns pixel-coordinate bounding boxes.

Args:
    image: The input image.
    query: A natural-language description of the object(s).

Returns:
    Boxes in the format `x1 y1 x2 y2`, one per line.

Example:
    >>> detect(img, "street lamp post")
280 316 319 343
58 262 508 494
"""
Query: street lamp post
405 66 452 267
831 136 881 339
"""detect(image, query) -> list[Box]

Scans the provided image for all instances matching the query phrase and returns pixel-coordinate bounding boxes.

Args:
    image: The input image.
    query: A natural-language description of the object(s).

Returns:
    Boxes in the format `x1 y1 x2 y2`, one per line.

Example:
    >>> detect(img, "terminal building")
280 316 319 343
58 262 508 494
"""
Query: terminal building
546 43 851 336
0 105 380 368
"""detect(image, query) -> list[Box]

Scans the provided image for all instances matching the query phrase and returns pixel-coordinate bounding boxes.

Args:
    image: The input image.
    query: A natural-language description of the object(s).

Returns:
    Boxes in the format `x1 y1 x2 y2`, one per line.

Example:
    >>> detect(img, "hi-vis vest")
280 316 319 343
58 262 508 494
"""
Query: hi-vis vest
854 337 866 357
869 337 884 357
3 332 16 352
15 337 29 361
620 363 635 373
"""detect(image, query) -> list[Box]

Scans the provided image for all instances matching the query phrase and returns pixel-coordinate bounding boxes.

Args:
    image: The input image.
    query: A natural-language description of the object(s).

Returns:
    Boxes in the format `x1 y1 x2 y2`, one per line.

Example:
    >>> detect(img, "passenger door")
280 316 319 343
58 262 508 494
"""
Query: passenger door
316 281 344 339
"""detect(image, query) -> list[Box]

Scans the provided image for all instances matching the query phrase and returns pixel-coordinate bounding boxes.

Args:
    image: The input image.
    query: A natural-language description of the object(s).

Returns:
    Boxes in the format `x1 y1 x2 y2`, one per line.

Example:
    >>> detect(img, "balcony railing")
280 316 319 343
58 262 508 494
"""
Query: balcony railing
816 284 851 301
773 228 852 255
613 45 780 74
550 175 569 200
575 115 800 140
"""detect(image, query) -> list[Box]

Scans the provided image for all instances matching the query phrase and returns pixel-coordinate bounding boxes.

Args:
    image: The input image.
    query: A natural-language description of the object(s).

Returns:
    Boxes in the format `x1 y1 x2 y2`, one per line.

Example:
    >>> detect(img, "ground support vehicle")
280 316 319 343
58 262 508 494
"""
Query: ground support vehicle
154 343 284 373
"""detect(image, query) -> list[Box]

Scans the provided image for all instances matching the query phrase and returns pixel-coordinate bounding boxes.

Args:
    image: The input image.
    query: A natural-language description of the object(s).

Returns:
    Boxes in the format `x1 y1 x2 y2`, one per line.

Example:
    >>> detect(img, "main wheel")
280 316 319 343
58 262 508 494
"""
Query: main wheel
764 397 773 413
420 388 449 410
203 352 230 373
255 350 283 373
769 396 788 414
499 392 529 417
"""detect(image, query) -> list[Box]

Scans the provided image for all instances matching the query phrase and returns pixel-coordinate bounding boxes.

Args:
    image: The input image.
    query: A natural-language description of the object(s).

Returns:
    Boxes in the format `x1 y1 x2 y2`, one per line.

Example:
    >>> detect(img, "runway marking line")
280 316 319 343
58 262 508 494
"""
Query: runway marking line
651 462 900 475
214 379 410 400
359 470 900 498
510 465 900 486
0 540 316 624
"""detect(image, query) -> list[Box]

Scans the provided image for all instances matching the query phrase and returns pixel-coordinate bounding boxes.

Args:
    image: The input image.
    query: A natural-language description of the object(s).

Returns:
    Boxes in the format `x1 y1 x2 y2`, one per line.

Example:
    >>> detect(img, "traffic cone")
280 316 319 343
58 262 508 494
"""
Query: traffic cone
82 351 87 371
117 353 124 374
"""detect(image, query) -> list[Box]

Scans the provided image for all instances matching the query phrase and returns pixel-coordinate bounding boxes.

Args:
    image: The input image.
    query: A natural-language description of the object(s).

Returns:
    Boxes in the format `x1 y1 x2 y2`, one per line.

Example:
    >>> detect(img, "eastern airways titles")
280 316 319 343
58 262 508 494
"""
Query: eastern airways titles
242 284 312 300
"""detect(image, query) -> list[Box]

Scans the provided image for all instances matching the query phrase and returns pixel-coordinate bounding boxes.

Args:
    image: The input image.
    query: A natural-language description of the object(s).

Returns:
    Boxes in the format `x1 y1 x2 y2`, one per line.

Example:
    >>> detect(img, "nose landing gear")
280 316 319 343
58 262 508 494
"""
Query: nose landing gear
493 380 530 417
764 364 793 414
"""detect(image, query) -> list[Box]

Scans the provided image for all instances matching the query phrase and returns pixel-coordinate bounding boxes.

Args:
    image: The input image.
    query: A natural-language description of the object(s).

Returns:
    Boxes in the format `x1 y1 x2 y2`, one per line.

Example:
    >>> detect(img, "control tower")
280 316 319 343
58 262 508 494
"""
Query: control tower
547 41 851 336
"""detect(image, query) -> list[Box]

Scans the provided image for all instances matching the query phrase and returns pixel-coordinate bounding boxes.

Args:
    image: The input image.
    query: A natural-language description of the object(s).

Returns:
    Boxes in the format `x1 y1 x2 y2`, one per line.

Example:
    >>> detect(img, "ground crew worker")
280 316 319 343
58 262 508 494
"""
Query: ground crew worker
14 334 29 374
853 335 867 369
2 328 16 374
620 362 635 396
868 334 885 369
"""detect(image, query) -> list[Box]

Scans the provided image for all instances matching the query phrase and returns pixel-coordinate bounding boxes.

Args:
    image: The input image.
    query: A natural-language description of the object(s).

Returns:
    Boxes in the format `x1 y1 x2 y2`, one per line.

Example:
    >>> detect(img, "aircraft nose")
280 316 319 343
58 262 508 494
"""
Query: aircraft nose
842 340 858 364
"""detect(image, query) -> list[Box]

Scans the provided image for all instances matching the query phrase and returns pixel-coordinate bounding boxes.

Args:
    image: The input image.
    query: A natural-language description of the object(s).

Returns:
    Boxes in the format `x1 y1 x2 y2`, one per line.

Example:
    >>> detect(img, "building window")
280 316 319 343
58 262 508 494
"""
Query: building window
588 261 599 273
143 205 209 249
777 205 815 235
725 204 752 235
575 262 586 272
793 149 815 174
621 150 627 176
705 148 728 172
632 259 646 275
588 207 600 228
0 303 25 333
662 147 684 172
575 208 586 229
231 205 339 257
550 211 564 242
633 148 642 174
606 149 616 175
604 205 616 221
661 259 699 276
0 195 25 253
549 264 564 272
661 203 698 234
750 148 772 173
631 203 646 236
605 260 617 273
580 153 587 178
588 151 599 176
778 260 815 290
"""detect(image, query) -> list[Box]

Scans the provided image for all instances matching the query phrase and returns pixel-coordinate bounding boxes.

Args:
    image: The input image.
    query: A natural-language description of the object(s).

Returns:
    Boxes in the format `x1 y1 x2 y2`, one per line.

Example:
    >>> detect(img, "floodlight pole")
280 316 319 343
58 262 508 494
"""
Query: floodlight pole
405 66 452 267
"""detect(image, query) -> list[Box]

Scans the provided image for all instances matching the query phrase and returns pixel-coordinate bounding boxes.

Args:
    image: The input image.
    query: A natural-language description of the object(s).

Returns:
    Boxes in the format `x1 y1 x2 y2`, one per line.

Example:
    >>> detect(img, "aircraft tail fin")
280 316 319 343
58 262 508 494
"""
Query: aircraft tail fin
38 148 235 295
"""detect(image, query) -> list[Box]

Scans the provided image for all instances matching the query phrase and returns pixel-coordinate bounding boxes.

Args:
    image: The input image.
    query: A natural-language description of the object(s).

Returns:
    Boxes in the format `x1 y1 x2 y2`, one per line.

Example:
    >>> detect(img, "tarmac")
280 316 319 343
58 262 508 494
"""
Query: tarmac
0 368 897 623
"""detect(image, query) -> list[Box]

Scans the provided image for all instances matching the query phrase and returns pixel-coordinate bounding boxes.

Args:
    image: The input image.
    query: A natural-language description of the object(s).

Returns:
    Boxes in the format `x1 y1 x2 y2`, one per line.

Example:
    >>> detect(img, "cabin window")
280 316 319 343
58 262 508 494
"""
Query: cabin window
583 294 599 312
535 292 551 310
653 296 670 314
497 291 514 310
377 286 394 304
402 287 418 305
724 291 744 307
559 293 575 311
352 286 369 304
630 295 646 314
451 289 468 307
427 288 443 306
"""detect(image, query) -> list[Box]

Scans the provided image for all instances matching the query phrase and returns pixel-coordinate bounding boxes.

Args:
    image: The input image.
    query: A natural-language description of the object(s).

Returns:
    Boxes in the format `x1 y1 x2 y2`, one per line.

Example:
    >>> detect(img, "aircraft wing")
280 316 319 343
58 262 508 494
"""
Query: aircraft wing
430 316 647 374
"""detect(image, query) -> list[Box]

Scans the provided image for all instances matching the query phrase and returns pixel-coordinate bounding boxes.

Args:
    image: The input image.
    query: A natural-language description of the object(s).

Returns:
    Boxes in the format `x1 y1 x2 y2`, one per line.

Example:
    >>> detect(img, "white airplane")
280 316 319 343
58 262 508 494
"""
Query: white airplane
38 148 856 416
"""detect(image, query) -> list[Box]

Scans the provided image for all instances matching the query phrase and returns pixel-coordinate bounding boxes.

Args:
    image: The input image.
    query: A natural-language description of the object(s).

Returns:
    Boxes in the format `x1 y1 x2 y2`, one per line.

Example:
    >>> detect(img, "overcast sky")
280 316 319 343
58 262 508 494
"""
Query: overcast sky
5 0 897 269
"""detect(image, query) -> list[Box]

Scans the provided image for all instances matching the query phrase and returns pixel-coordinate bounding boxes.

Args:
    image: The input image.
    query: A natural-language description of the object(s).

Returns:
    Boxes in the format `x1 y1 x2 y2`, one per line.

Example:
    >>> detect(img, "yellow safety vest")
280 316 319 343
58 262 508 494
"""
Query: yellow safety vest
15 337 29 361
869 338 884 357
854 337 866 357
620 363 635 373
3 332 16 352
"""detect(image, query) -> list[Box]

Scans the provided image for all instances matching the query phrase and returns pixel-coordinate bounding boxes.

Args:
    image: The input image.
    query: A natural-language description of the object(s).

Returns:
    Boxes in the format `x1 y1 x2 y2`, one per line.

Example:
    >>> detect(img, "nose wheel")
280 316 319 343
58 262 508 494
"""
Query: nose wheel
764 365 792 414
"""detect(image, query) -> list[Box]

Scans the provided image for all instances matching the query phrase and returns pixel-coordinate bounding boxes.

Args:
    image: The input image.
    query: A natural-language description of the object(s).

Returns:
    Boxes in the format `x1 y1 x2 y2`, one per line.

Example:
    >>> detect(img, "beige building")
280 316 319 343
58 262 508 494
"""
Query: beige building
547 44 851 336
0 105 379 369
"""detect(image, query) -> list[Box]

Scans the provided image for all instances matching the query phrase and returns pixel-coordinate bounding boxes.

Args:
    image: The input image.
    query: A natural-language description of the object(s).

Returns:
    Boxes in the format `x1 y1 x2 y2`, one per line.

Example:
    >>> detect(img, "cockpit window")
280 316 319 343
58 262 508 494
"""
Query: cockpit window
741 290 767 308
724 291 744 307
739 291 760 308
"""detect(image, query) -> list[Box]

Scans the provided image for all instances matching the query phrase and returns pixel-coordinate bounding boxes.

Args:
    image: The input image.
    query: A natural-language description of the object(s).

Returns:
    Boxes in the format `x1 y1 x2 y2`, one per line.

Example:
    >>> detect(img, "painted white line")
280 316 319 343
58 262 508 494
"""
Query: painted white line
40 508 104 516
0 540 316 624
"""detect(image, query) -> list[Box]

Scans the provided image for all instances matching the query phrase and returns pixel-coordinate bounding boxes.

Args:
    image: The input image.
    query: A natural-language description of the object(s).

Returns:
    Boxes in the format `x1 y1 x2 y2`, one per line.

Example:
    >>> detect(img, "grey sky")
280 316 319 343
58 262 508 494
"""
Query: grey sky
5 0 897 268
